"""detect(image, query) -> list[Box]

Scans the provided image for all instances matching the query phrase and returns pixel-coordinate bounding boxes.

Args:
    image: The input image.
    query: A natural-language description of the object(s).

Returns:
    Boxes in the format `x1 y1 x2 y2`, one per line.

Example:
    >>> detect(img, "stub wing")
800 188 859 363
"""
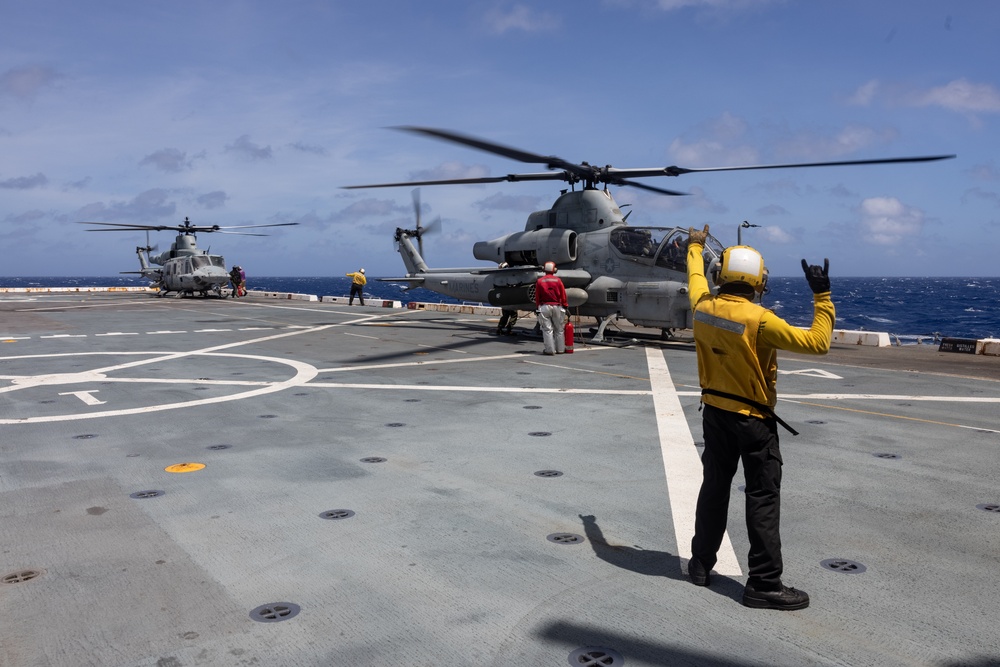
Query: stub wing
377 277 425 290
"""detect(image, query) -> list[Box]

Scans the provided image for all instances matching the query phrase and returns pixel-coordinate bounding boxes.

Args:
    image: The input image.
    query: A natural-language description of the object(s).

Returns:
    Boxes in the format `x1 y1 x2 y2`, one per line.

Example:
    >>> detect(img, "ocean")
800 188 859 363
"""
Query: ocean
3 275 998 343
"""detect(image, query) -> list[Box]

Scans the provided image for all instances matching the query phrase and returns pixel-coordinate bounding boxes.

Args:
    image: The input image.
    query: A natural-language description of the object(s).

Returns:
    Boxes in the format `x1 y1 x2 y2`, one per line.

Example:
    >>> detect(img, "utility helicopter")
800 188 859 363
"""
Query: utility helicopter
78 217 298 297
347 127 954 341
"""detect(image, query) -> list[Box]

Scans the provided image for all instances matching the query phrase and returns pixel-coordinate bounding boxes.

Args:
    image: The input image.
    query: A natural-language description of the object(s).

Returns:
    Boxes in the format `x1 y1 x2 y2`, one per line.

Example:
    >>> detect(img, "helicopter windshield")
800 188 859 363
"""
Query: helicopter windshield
654 231 690 271
610 228 666 259
612 227 724 272
191 256 212 269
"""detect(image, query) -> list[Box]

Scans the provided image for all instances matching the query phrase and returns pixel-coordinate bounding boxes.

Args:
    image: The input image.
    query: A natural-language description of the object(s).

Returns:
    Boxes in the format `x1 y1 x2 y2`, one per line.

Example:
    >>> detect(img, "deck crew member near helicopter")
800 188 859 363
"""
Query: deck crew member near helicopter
229 265 245 298
534 261 568 355
685 224 835 611
346 268 366 306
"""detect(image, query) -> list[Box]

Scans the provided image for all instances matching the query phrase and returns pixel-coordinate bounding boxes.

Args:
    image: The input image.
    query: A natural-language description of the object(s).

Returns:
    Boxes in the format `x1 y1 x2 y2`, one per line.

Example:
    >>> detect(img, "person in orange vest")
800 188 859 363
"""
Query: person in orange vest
534 261 568 355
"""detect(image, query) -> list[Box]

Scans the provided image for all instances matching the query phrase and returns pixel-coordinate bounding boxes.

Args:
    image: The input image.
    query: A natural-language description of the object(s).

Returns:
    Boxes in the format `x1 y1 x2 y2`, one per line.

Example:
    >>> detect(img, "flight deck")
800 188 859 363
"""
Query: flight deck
1 291 998 667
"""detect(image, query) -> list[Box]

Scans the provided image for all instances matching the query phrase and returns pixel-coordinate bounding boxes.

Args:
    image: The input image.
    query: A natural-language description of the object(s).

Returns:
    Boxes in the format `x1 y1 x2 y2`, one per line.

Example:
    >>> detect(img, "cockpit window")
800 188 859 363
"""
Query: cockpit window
654 231 690 271
191 256 210 269
210 256 225 268
611 228 667 259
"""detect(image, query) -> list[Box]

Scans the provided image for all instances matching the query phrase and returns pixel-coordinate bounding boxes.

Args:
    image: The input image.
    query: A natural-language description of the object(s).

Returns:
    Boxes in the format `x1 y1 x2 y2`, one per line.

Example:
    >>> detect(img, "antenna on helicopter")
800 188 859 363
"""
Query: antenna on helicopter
738 220 760 245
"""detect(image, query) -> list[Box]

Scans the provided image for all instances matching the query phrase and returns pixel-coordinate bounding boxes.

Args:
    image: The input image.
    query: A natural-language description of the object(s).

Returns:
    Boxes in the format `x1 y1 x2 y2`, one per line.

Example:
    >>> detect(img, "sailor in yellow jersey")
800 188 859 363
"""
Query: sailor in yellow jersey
685 223 835 611
346 268 366 306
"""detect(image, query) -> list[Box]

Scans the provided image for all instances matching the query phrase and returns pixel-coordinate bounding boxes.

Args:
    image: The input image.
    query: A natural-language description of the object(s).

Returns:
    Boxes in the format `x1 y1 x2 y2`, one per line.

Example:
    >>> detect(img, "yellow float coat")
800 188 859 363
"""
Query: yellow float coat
687 241 835 419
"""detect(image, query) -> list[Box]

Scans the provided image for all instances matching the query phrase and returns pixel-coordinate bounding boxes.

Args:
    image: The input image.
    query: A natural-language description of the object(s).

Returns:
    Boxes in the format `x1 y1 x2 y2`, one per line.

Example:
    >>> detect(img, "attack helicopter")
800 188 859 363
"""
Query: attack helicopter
78 217 298 297
346 127 954 341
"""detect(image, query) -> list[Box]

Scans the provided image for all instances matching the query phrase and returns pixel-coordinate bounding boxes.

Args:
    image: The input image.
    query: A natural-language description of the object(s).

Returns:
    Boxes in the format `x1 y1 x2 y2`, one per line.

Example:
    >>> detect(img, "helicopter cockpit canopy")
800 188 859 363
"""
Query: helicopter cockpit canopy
611 227 724 272
189 255 226 269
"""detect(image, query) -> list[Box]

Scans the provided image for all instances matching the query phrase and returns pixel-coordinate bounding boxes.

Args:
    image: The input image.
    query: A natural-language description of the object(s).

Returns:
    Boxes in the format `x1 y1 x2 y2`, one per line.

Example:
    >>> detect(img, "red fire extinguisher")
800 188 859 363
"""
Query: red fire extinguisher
564 318 575 354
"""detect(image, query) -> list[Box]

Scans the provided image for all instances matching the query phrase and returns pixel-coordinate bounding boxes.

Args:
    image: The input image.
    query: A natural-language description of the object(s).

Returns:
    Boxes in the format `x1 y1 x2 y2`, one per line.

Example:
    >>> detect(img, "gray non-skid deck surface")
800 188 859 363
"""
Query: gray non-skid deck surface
1 293 998 666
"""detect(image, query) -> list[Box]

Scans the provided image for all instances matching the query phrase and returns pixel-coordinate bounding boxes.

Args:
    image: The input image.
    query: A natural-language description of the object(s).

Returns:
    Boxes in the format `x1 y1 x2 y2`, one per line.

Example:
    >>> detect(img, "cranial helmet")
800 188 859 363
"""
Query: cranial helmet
714 245 767 293
359 268 365 274
543 261 557 274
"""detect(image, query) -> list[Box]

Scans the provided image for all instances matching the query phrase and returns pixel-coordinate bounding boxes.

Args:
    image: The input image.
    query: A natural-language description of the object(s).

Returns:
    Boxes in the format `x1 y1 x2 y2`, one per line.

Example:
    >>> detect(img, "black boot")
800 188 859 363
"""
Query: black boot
742 582 809 610
687 558 711 587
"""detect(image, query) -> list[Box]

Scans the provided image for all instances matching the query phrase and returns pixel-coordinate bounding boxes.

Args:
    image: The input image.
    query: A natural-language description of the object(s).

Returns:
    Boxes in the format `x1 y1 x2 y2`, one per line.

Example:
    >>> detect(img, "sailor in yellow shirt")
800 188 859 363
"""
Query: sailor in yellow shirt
346 268 366 306
685 223 834 611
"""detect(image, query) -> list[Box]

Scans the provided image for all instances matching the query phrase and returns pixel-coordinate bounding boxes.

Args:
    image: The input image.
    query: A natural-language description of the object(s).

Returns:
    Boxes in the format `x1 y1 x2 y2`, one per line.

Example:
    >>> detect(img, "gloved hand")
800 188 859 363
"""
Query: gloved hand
801 258 830 294
688 224 710 246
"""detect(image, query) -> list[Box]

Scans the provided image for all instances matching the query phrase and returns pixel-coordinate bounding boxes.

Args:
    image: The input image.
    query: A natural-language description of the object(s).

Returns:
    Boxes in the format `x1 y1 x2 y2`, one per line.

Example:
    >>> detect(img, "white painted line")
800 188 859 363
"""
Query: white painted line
1 336 31 340
195 329 233 333
148 330 187 335
342 332 380 340
59 390 106 406
780 393 1000 402
778 368 843 378
95 332 139 337
646 348 742 577
307 381 650 395
41 334 86 338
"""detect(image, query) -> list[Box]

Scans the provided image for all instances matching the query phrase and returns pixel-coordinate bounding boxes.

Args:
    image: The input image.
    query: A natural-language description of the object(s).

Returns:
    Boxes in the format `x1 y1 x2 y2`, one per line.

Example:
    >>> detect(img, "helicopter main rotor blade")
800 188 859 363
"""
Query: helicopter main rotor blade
347 127 955 197
394 126 570 170
78 220 298 233
77 222 180 231
343 171 571 189
609 154 956 179
605 177 688 197
212 222 299 230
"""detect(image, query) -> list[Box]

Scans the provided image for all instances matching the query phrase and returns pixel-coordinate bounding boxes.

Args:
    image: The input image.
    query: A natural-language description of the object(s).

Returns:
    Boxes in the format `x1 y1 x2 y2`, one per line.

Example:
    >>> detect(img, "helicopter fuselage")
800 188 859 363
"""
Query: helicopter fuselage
139 233 230 296
390 189 724 335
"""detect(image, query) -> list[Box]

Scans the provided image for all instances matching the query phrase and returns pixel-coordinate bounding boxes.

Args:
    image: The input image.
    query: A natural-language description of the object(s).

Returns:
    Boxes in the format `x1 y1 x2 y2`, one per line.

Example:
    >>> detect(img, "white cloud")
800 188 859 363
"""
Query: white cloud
485 4 560 34
848 80 879 107
758 225 796 243
669 113 759 166
774 124 898 161
914 79 1000 114
858 196 924 245
849 78 1000 115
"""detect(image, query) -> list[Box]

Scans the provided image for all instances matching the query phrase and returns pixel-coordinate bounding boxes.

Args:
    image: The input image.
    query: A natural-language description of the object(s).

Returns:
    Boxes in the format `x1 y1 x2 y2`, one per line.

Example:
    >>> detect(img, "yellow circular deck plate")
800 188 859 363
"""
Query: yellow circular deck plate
165 462 206 473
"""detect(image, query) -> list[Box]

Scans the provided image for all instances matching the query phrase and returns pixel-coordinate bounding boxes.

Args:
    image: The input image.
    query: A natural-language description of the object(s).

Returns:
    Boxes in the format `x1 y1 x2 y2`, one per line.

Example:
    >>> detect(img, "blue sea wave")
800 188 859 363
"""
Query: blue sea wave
3 275 998 341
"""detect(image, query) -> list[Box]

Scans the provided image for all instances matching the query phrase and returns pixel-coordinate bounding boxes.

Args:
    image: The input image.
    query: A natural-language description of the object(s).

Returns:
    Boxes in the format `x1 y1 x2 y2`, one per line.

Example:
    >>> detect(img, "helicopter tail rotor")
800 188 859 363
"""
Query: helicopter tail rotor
410 188 442 257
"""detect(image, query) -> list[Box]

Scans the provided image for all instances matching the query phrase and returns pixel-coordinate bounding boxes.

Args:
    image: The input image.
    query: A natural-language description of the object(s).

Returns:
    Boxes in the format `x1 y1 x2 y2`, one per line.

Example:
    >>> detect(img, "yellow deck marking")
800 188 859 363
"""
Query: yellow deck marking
165 462 206 473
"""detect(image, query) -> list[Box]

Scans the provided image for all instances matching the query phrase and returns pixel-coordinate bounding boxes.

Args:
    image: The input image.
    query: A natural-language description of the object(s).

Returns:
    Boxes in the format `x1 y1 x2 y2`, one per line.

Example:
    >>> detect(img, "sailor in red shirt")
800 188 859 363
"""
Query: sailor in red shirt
534 261 568 355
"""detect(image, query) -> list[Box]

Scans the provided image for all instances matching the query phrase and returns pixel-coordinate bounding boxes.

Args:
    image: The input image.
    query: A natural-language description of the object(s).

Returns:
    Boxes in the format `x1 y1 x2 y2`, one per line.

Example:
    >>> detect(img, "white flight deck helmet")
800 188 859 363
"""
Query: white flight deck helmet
543 261 557 274
713 245 768 293
359 268 365 274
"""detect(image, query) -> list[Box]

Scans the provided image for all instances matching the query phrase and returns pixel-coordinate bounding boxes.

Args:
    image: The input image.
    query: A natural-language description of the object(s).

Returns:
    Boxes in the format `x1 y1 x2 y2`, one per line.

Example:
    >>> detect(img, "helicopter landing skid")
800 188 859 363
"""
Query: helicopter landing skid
591 314 619 343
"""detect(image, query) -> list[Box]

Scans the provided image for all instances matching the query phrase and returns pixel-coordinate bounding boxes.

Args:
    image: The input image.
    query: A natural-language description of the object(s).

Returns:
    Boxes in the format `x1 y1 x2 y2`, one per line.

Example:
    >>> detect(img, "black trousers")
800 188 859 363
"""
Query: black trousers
691 403 784 590
349 284 364 305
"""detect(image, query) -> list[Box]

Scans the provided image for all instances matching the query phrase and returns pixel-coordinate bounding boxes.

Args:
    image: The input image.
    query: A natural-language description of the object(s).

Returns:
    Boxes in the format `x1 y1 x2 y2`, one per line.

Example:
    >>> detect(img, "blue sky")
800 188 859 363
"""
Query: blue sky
2 0 998 277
